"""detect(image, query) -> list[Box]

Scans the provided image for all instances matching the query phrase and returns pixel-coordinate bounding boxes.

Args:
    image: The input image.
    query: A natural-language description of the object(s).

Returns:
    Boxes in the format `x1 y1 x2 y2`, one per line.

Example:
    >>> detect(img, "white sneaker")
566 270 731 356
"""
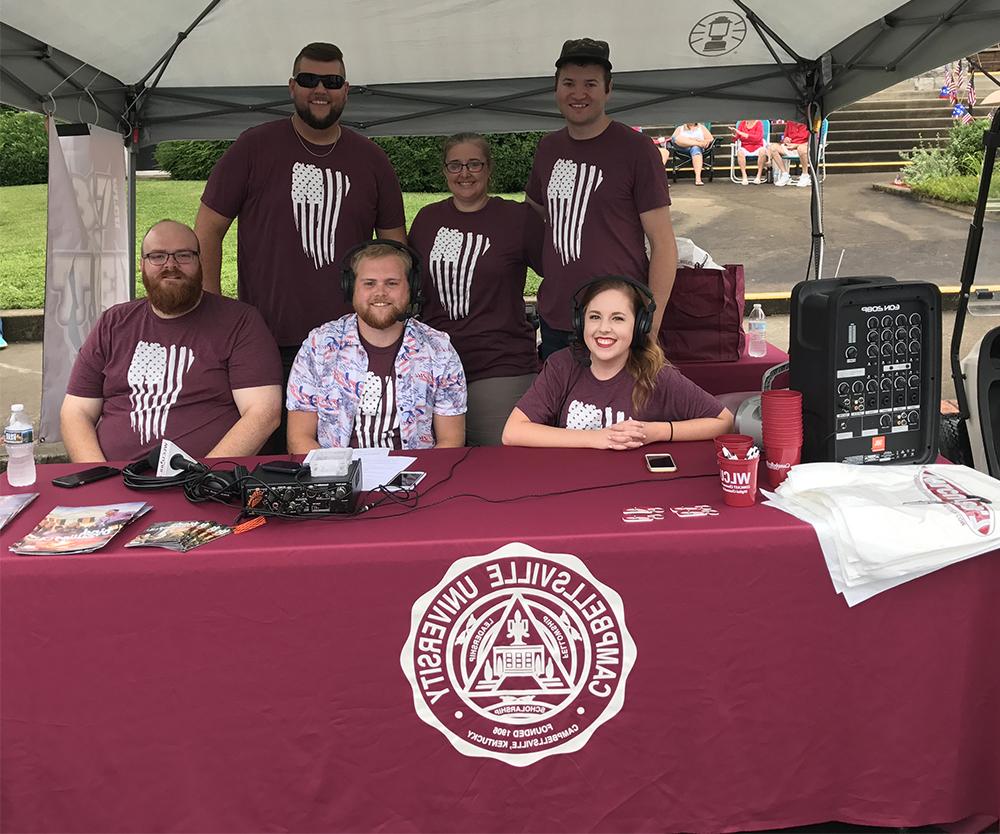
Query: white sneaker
797 174 811 187
774 171 790 187
741 175 749 186
752 175 762 184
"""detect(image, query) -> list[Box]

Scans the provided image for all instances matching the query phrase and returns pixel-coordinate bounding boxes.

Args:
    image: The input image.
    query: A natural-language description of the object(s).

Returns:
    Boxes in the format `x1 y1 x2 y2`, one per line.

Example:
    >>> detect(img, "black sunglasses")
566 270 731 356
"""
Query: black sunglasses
294 72 346 90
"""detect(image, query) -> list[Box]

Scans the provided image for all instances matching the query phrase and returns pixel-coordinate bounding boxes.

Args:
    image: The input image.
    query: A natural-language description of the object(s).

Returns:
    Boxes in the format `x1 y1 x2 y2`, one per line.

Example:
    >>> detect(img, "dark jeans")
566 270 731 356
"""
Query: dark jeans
259 344 300 456
538 317 574 362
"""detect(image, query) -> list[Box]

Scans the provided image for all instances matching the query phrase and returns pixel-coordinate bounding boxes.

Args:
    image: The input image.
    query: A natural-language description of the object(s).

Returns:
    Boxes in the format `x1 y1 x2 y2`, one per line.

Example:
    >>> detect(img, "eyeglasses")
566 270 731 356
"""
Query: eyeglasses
294 72 346 90
142 250 199 266
444 159 486 174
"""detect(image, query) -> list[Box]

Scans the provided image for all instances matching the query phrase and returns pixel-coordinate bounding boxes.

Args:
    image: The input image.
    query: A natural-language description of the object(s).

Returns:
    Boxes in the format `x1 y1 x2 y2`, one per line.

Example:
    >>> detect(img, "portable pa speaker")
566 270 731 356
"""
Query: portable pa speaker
789 276 941 465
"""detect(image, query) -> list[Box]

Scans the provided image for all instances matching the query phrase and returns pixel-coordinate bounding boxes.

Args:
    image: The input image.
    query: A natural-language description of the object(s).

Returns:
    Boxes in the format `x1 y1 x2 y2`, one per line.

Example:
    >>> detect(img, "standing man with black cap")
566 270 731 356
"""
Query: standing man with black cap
525 38 678 359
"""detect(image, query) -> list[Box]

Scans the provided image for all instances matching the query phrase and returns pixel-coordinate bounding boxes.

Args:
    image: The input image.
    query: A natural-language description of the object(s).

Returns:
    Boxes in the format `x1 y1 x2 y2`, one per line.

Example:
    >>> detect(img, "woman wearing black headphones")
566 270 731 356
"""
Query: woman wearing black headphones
502 276 733 449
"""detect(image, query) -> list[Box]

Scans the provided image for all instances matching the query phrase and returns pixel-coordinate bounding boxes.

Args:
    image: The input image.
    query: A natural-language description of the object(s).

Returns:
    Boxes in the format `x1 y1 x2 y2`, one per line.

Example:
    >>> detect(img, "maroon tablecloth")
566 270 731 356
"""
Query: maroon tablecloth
675 340 788 395
2 446 998 833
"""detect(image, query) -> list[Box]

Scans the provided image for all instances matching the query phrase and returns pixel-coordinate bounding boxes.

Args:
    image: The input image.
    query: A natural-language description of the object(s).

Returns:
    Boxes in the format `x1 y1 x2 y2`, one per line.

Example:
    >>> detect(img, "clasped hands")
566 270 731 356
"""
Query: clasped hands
591 420 649 451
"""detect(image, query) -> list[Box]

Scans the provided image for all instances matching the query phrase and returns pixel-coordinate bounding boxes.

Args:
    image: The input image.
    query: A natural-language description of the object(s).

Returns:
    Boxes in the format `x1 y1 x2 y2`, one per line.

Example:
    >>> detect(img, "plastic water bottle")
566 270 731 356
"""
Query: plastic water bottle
4 404 37 487
747 303 767 357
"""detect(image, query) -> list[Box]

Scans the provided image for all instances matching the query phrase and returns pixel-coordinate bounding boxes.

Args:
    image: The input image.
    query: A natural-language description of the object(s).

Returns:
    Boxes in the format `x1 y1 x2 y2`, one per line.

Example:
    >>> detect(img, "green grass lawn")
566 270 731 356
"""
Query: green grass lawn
0 182 537 309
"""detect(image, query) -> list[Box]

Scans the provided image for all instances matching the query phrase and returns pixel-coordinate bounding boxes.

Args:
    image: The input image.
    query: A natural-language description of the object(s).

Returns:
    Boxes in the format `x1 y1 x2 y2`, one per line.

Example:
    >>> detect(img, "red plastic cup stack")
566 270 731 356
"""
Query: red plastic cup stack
760 389 803 487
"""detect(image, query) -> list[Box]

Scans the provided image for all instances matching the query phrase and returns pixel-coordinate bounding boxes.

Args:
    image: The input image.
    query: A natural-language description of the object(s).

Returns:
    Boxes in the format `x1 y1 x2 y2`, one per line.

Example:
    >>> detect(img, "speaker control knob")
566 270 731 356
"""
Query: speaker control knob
837 382 850 395
909 313 921 325
845 345 858 361
879 414 893 429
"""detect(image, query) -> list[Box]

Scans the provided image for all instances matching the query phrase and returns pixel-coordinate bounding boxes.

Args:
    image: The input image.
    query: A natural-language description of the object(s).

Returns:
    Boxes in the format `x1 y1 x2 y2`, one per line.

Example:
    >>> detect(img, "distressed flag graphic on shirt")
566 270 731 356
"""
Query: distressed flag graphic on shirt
126 340 196 445
428 227 491 320
355 371 400 448
547 158 604 266
291 162 351 269
565 400 625 431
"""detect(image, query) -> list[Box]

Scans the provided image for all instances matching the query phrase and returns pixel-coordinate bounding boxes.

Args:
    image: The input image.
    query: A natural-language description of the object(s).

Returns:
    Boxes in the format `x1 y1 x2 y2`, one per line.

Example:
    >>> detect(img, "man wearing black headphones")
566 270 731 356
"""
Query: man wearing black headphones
286 241 466 452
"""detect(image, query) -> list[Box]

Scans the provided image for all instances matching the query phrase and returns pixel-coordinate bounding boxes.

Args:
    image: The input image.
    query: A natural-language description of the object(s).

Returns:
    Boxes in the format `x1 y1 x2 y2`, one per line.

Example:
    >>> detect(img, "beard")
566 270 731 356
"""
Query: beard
295 98 344 131
142 265 203 316
357 299 407 330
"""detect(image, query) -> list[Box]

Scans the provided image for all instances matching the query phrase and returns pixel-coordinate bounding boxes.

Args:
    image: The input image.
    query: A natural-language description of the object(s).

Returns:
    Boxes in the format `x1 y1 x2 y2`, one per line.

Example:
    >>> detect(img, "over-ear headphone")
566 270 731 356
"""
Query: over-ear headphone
571 275 656 351
340 239 424 320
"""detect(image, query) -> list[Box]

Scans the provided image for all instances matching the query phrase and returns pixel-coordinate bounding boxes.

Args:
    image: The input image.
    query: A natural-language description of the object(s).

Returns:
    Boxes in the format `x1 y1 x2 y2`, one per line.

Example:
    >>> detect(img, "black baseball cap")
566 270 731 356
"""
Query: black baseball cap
555 38 612 71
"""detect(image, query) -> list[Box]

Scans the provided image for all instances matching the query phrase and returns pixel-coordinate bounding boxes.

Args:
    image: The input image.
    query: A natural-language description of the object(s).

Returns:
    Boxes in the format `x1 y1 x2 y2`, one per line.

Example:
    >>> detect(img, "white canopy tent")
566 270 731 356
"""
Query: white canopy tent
2 0 999 277
3 0 999 141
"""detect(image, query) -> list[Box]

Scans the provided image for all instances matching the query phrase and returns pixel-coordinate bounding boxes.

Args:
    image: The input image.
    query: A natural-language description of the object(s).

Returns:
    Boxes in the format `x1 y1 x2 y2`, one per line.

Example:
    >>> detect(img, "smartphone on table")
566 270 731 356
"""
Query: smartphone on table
385 471 427 491
51 465 122 488
644 454 677 473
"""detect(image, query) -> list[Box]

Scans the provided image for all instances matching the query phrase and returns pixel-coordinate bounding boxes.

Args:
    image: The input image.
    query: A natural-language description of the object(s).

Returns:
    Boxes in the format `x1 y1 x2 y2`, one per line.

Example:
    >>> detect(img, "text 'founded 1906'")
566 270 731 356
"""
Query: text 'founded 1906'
401 543 636 766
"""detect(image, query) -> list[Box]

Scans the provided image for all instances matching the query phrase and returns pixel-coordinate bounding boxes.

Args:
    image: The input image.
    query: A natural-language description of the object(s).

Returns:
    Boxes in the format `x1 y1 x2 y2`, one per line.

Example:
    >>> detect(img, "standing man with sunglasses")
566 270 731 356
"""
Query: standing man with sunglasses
60 220 283 463
525 38 678 360
195 42 406 450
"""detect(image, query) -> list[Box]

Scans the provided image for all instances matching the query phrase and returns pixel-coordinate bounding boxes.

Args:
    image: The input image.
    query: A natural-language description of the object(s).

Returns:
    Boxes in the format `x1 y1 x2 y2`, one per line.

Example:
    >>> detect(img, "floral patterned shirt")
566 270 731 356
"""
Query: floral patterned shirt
287 314 467 449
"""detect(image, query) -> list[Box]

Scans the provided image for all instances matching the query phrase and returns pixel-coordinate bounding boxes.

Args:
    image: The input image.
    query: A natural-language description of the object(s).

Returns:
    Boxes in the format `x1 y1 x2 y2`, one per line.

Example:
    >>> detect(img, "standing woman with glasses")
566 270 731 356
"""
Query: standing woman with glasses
408 133 545 446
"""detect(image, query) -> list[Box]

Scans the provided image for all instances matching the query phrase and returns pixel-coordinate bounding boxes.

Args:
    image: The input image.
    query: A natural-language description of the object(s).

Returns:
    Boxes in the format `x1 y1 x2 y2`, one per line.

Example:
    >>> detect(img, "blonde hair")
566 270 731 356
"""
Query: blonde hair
350 242 412 276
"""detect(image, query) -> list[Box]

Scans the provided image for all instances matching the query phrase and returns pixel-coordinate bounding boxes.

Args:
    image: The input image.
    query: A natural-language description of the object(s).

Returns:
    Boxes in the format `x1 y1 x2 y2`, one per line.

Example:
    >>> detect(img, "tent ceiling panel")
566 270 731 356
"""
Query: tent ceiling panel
3 0 999 144
4 0 903 86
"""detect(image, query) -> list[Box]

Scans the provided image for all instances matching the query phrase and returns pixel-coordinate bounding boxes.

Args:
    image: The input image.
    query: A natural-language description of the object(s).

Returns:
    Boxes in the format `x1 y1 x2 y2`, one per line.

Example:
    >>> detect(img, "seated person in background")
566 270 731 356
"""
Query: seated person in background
286 240 466 452
653 135 670 168
502 276 733 449
666 122 714 186
408 132 543 447
732 119 767 185
60 220 282 463
768 120 811 188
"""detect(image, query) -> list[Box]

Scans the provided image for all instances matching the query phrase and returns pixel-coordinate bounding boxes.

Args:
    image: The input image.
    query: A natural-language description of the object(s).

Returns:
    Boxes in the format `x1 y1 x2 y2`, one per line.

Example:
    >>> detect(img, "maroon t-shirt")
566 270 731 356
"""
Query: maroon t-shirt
66 293 282 461
525 121 671 331
350 333 403 450
201 119 406 346
516 348 723 429
409 197 542 383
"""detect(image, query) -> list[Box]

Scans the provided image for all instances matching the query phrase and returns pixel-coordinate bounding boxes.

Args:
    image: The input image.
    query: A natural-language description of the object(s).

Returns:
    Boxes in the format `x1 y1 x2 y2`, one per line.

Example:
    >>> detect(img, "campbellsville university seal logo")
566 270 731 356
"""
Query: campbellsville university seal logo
400 543 636 766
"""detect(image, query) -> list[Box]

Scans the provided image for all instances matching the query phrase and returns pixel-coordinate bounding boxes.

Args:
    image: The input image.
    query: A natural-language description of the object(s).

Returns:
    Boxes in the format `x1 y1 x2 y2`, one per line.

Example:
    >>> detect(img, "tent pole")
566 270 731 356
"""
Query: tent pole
128 130 137 301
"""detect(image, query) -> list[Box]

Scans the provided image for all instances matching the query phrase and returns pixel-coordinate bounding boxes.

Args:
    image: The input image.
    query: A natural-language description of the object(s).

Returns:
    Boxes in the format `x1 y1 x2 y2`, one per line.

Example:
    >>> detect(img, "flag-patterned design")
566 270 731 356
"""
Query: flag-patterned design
946 63 958 104
126 340 196 445
952 103 973 124
956 60 967 102
547 158 604 266
428 226 491 320
354 371 399 447
968 72 977 108
565 399 625 431
291 162 351 269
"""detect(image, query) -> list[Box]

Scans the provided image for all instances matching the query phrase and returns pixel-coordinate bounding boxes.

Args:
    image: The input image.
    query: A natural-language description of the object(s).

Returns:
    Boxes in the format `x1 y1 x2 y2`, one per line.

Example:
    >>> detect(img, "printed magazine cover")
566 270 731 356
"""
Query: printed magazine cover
9 502 152 555
126 520 232 552
0 493 39 531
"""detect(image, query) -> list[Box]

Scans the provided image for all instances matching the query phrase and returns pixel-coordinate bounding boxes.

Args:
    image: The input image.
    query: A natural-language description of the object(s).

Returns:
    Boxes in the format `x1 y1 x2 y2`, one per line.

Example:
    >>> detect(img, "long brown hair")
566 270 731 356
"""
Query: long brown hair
578 278 666 412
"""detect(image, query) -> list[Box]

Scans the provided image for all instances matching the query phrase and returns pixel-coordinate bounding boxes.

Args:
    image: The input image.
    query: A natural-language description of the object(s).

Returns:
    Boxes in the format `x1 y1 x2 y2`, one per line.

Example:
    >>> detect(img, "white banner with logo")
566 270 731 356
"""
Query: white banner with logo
39 120 130 443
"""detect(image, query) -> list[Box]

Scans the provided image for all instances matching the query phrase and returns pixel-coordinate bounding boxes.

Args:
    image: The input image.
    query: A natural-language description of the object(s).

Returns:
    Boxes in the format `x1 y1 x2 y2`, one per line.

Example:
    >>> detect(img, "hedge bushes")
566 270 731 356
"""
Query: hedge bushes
902 118 989 184
154 140 233 180
155 131 544 191
0 109 48 186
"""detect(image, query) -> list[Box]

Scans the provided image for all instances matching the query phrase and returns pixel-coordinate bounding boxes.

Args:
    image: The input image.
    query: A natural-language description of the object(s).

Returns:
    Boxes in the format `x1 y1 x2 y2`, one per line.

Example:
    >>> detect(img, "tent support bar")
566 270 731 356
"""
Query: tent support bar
883 0 972 70
731 0 805 63
137 0 222 89
0 65 44 106
128 136 136 302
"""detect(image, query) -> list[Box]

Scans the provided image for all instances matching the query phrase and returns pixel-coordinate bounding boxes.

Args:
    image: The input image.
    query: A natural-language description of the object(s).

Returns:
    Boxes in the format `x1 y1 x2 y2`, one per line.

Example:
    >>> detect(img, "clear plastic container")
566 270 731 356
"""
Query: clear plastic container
747 303 767 357
4 404 37 487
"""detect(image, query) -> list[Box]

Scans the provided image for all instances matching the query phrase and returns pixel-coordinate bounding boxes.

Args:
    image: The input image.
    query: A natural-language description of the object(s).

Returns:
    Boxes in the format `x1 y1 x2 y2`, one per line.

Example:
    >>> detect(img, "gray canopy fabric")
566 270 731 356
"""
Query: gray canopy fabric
3 0 1000 145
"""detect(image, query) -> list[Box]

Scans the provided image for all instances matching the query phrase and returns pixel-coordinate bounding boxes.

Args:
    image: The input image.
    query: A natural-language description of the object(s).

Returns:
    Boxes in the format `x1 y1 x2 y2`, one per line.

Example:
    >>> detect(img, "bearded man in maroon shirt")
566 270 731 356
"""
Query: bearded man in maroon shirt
525 38 679 359
60 221 283 463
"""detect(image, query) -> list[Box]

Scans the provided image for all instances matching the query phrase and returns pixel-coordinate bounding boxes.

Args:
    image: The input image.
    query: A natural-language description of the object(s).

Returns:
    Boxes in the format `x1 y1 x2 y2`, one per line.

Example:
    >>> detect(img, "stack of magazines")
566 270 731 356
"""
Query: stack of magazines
126 520 232 552
9 502 152 555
